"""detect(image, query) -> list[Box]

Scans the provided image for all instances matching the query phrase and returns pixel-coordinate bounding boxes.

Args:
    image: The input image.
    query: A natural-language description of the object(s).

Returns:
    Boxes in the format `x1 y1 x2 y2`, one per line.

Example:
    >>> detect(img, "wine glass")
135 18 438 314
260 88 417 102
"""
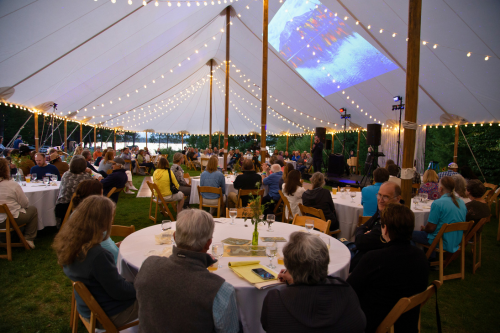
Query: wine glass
51 174 58 183
345 185 351 193
321 236 331 250
419 193 428 204
266 214 275 232
161 220 172 231
349 191 357 203
265 243 277 269
212 242 224 268
31 173 37 182
413 195 419 208
340 187 345 199
305 219 314 233
223 170 228 177
43 176 50 187
229 208 237 225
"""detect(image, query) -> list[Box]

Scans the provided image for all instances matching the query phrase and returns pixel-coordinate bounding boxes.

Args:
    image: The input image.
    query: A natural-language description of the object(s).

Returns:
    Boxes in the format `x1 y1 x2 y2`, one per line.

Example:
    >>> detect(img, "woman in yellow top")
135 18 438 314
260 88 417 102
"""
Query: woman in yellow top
153 157 185 213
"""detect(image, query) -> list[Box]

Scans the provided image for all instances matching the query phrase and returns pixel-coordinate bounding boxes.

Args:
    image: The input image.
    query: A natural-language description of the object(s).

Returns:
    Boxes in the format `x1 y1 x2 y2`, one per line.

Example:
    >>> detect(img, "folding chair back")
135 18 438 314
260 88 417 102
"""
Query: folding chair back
357 215 371 227
124 159 132 172
70 281 139 333
198 186 223 218
0 204 30 261
61 193 77 229
106 187 124 203
106 169 113 175
183 173 191 185
226 207 254 218
200 158 209 171
299 203 326 220
292 214 331 234
147 181 175 221
375 281 441 333
484 182 498 191
278 190 294 223
237 189 264 208
110 225 136 238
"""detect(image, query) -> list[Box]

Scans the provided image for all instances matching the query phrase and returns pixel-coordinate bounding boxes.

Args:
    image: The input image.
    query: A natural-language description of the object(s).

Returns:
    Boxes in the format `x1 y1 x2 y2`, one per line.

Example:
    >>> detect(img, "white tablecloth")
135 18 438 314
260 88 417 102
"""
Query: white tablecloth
332 192 431 240
283 160 296 169
22 181 60 230
117 218 350 333
189 176 237 204
197 156 225 167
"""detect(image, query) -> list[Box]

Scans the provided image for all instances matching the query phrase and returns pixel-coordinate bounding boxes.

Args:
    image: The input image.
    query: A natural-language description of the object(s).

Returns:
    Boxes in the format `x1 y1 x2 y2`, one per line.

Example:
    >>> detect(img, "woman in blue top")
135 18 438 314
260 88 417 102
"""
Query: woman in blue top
53 195 137 328
200 156 226 216
412 176 467 253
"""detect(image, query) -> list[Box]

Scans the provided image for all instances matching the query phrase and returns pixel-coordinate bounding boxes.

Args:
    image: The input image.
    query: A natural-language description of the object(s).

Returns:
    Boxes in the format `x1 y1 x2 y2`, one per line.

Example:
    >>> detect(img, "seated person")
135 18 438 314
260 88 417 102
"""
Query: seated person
412 176 467 254
452 174 470 203
279 163 295 190
200 156 226 215
465 179 491 226
261 164 283 215
296 152 307 173
17 145 36 176
200 149 210 168
348 204 429 333
120 147 136 173
252 150 261 171
291 151 300 162
0 158 38 249
302 172 339 233
98 150 115 174
94 148 107 166
100 158 128 202
283 151 290 160
136 149 155 173
213 147 219 156
152 157 185 213
419 169 441 200
49 152 69 177
438 162 459 181
350 182 401 271
262 232 366 333
53 196 137 328
227 149 241 169
282 170 305 220
135 209 239 332
302 153 313 173
361 168 390 217
228 159 262 208
82 151 107 178
192 148 200 159
387 164 401 187
93 146 102 160
30 153 61 180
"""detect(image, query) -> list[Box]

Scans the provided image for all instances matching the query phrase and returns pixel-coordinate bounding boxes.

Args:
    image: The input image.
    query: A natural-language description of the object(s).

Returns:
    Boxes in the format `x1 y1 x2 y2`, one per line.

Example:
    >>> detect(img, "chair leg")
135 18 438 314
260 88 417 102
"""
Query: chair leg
70 291 76 329
461 237 465 280
439 240 444 284
473 233 482 274
6 222 12 261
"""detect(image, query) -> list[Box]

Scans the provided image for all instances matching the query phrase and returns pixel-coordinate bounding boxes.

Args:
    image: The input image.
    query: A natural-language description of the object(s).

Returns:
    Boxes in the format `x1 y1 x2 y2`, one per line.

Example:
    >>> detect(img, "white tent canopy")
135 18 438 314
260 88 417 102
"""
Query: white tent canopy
1 0 499 135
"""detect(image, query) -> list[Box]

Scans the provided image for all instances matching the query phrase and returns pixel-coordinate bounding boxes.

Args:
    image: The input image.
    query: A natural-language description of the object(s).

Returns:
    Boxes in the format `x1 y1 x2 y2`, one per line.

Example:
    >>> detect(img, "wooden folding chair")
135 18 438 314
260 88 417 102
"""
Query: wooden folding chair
236 189 264 208
106 169 113 175
198 186 223 218
183 173 191 185
187 157 199 171
110 225 135 238
124 159 133 172
138 165 149 175
106 187 124 203
298 204 340 236
146 181 176 222
200 157 209 171
349 187 361 192
273 196 284 221
292 214 331 234
278 190 294 223
484 182 498 191
70 281 139 333
0 204 31 261
357 215 371 227
412 183 421 190
486 188 500 217
375 281 442 333
225 207 254 218
417 221 474 284
61 193 77 229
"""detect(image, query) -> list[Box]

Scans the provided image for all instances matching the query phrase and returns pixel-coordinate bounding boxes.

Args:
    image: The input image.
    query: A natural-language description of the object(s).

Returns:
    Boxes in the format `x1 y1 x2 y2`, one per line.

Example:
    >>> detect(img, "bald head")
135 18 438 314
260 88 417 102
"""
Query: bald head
377 182 401 212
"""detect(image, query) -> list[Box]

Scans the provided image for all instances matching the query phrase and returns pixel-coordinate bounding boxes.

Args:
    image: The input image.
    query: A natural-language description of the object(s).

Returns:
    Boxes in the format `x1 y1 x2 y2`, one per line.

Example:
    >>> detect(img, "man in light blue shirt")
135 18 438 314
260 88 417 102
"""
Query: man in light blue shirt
261 164 283 215
361 167 390 216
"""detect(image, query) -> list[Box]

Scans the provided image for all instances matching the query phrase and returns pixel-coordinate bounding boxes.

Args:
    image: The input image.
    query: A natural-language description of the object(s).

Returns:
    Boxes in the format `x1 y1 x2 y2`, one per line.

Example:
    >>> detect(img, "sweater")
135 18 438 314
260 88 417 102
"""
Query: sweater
263 171 282 201
302 187 339 231
56 171 94 204
351 210 385 272
63 245 136 319
465 200 490 225
52 160 69 177
100 169 128 202
152 169 180 197
282 183 305 220
0 178 29 221
200 170 225 199
261 277 366 333
30 164 61 181
233 171 262 207
347 239 429 333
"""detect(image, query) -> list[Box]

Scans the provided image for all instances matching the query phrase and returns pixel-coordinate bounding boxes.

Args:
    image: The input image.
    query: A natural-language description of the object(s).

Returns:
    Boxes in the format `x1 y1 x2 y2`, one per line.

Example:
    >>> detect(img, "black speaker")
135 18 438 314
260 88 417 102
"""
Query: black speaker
328 154 344 175
326 139 332 150
315 127 326 144
366 124 382 146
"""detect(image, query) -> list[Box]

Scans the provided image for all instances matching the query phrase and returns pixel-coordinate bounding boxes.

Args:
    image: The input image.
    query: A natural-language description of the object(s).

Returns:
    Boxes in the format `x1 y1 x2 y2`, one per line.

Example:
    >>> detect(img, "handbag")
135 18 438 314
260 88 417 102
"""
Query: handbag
166 168 179 194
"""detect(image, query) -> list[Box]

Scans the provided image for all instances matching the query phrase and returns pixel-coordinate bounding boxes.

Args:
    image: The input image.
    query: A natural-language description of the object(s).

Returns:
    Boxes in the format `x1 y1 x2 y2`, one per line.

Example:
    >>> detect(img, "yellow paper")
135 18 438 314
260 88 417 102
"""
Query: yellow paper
228 262 278 284
228 261 260 267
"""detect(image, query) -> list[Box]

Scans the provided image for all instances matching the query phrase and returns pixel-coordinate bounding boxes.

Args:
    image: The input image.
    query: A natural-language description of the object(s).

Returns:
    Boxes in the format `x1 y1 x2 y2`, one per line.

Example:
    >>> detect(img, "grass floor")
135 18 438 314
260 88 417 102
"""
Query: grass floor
1 168 499 332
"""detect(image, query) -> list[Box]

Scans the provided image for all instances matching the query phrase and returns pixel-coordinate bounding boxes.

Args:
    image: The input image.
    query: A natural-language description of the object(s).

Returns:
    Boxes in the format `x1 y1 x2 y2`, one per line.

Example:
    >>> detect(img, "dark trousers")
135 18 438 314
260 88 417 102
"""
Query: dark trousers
262 195 278 216
313 159 322 173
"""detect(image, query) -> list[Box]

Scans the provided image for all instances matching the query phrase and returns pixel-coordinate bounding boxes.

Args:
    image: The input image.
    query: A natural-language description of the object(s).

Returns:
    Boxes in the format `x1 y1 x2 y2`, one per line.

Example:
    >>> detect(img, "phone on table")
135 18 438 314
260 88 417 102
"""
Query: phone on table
251 268 275 280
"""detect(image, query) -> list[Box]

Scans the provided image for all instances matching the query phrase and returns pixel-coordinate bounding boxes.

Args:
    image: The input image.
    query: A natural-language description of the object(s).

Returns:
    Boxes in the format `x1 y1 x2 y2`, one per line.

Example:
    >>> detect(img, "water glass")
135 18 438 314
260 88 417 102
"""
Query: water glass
321 236 331 250
413 196 419 208
276 246 284 265
265 243 277 269
340 187 345 198
229 208 237 225
43 176 50 186
419 193 428 203
305 219 314 233
349 191 357 203
51 174 58 182
345 185 351 193
31 174 37 182
161 220 172 231
267 214 275 232
212 242 224 268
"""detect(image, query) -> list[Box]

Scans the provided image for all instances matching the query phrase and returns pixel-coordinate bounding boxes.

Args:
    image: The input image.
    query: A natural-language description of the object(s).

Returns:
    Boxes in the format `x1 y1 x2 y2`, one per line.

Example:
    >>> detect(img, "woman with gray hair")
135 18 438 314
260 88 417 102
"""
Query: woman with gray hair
261 232 366 333
452 174 470 203
171 152 191 208
302 172 339 232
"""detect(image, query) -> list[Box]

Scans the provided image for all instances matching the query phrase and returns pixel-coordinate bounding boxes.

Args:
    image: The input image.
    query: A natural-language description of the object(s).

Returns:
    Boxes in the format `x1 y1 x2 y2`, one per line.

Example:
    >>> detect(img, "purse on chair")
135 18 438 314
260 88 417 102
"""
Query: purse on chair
167 168 179 194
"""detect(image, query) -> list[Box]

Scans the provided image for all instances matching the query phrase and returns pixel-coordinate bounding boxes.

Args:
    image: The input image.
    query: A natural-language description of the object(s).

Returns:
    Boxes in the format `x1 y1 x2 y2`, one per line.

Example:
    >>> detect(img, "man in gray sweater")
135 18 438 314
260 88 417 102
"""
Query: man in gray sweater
135 209 239 333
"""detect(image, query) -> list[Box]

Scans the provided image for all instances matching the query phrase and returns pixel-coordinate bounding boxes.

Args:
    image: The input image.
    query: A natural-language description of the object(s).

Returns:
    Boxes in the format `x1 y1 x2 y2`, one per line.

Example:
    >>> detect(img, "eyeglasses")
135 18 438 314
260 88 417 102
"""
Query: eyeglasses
377 193 398 202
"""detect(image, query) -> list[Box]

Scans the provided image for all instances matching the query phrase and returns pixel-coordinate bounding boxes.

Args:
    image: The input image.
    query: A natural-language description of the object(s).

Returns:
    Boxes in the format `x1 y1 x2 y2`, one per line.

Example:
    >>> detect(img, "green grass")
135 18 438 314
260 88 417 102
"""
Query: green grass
0 167 499 332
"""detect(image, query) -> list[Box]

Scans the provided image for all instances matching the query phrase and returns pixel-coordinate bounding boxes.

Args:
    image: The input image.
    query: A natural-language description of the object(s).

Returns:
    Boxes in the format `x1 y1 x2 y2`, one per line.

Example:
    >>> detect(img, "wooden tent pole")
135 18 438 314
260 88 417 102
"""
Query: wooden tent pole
113 129 116 150
79 123 83 143
356 130 361 175
401 0 422 208
94 127 96 151
145 131 148 149
64 119 67 153
454 125 459 163
34 113 39 153
209 59 213 149
331 134 334 154
223 6 230 170
286 135 288 152
218 133 221 149
260 0 269 164
181 135 184 150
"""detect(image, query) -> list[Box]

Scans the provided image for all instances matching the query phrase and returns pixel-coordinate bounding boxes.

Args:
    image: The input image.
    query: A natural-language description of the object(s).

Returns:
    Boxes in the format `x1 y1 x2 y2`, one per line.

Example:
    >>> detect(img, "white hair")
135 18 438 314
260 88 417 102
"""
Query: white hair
271 164 281 173
175 209 214 252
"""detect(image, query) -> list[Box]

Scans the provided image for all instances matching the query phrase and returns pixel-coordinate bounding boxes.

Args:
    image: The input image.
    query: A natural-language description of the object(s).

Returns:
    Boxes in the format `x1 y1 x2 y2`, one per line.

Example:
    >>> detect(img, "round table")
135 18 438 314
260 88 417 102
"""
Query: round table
117 218 350 333
189 175 237 205
332 192 431 240
198 156 225 167
283 160 296 169
22 181 60 230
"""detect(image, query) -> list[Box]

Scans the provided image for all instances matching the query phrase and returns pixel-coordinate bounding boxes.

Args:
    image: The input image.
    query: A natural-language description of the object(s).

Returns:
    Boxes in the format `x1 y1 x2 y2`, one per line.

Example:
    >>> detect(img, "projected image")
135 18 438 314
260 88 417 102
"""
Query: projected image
269 0 398 97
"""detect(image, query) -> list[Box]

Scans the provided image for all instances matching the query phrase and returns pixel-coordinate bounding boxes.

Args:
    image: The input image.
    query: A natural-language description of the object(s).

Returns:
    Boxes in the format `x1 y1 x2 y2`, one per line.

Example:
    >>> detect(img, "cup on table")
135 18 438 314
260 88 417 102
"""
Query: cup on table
31 174 38 182
51 174 58 183
25 175 31 183
276 246 284 265
332 188 337 195
267 214 275 232
265 242 277 269
43 176 50 186
305 219 314 233
229 208 237 225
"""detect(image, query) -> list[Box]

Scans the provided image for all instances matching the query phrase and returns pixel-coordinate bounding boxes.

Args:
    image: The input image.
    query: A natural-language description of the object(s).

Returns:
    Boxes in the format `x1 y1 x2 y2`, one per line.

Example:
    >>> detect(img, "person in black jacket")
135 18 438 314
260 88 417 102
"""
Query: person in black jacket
347 203 429 333
261 232 366 333
302 172 339 232
349 182 402 272
311 135 323 172
100 157 128 203
227 159 262 208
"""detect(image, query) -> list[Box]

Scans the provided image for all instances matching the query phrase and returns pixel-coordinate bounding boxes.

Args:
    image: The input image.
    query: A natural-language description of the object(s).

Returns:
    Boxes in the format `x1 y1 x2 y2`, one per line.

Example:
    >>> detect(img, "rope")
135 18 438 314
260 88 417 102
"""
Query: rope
82 127 94 142
40 115 46 145
40 120 63 147
459 127 487 182
67 124 79 141
104 132 114 146
6 115 33 148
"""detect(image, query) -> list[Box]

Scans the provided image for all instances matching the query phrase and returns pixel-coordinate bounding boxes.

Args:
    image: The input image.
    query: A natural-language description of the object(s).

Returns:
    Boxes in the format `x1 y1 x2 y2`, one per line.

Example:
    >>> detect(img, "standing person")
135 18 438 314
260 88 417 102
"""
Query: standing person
348 204 429 333
0 158 38 249
311 136 323 173
30 153 61 180
170 153 191 208
13 135 23 149
135 209 239 332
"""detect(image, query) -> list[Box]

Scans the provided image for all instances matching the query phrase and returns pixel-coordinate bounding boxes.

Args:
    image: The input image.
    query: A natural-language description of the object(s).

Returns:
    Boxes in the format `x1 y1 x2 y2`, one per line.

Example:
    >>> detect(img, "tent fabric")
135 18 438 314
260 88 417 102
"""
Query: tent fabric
0 0 499 135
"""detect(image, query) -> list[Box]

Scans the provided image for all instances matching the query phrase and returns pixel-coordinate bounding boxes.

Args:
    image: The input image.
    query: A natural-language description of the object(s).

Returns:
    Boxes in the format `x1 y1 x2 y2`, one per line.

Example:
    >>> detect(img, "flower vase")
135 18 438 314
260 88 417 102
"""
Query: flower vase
252 225 259 246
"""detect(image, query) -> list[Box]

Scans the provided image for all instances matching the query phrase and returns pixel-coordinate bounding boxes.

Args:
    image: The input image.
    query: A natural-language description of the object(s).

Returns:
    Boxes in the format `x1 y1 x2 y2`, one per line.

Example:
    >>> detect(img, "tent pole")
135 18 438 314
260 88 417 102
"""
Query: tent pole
145 131 148 149
94 127 96 151
260 0 269 165
356 130 361 175
218 133 221 149
34 113 39 153
64 119 67 153
79 123 82 144
331 133 334 154
454 125 459 163
401 0 422 208
181 135 184 151
223 6 230 170
310 135 313 152
209 59 213 149
286 135 288 152
113 129 116 150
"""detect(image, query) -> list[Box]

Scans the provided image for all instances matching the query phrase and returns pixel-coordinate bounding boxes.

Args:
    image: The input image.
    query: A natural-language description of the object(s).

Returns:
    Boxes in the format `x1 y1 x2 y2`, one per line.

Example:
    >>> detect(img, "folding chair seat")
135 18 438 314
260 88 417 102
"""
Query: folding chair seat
292 214 331 234
0 204 31 261
198 186 224 218
298 203 340 236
